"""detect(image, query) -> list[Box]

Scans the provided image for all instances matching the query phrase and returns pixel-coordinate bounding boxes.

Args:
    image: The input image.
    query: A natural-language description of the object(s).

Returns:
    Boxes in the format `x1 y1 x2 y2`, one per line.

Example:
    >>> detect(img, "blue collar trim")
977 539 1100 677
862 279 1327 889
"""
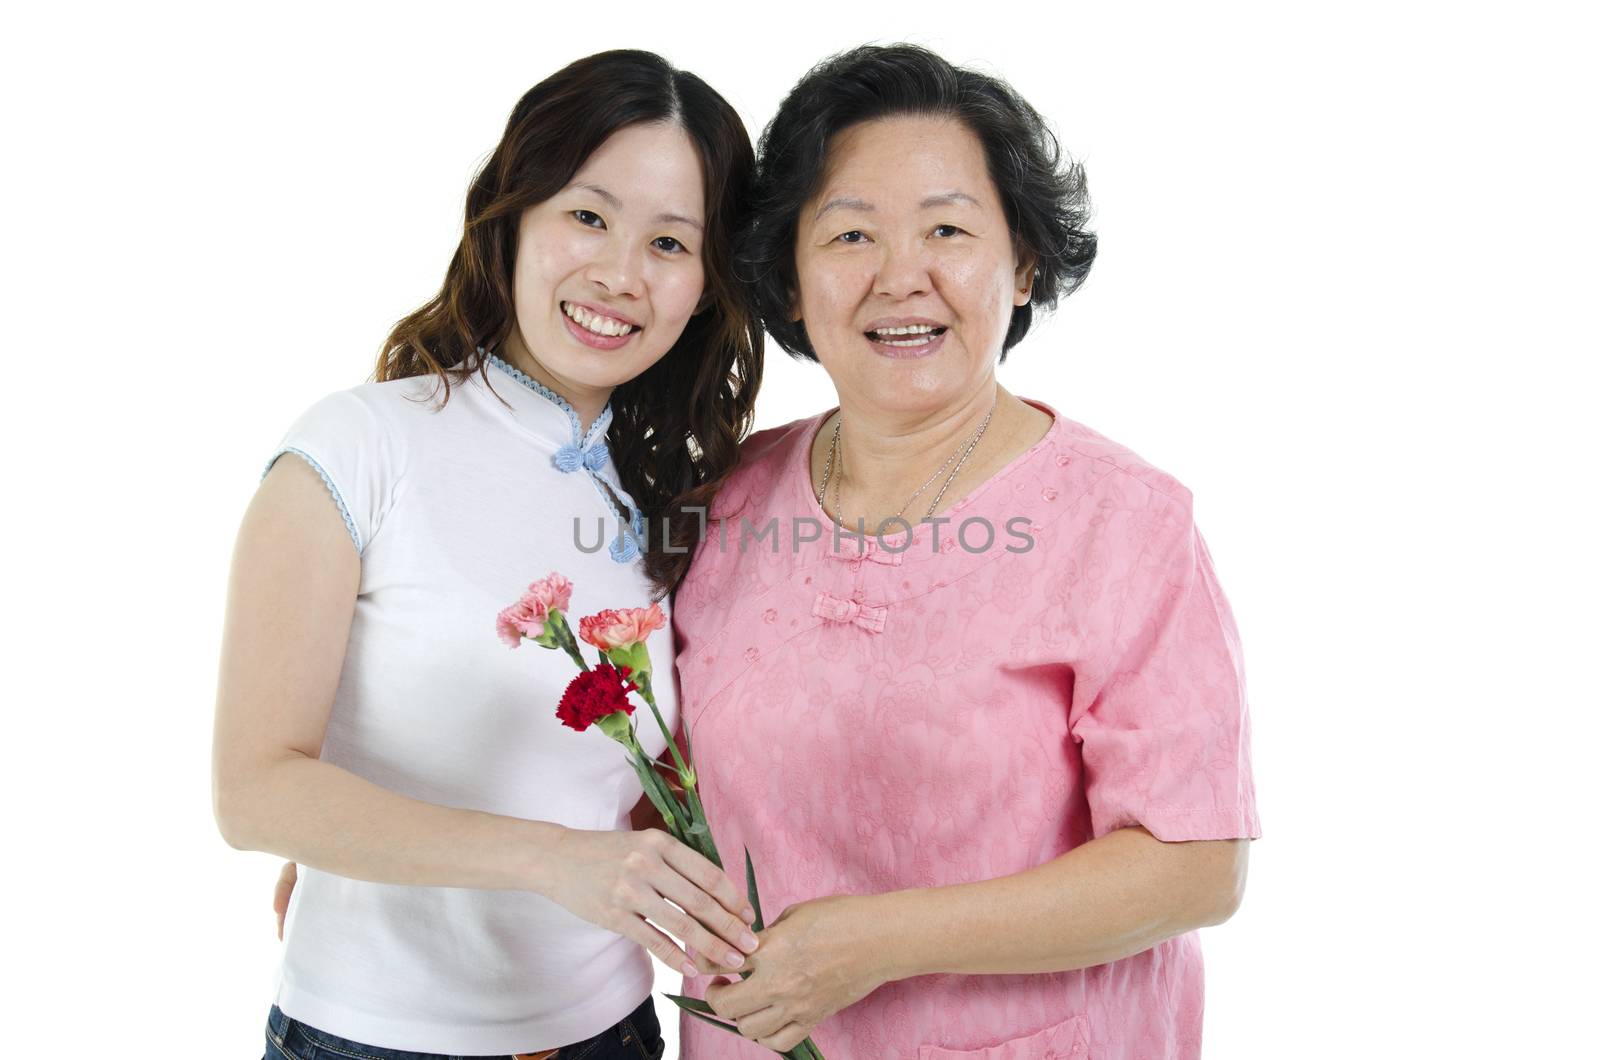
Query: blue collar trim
485 350 614 462
483 349 643 565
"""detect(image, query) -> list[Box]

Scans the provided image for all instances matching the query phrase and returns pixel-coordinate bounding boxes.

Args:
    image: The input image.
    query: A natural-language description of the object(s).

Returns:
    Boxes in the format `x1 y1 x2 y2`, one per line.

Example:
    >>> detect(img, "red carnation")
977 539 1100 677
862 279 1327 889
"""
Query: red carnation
555 663 637 732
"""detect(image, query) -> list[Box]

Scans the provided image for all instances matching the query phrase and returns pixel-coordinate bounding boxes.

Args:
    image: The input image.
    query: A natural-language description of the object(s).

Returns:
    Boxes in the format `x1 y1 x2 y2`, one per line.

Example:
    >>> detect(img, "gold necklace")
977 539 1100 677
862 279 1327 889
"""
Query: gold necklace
818 395 998 529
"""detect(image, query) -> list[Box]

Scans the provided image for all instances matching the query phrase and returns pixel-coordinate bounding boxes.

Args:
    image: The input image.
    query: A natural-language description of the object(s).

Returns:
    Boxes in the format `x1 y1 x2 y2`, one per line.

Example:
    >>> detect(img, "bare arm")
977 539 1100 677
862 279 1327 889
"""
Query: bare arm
859 826 1247 978
706 827 1249 1051
213 457 758 971
211 454 544 888
271 756 678 938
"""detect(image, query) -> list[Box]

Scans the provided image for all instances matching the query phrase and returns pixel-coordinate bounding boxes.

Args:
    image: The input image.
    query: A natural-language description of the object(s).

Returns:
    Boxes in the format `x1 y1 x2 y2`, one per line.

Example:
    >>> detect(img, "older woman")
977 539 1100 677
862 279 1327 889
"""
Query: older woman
673 45 1260 1059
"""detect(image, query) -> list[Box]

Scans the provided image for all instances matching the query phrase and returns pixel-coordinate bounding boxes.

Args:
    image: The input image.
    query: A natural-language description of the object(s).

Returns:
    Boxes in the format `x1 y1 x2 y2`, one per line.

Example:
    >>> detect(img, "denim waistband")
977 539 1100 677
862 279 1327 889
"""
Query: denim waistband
267 997 657 1059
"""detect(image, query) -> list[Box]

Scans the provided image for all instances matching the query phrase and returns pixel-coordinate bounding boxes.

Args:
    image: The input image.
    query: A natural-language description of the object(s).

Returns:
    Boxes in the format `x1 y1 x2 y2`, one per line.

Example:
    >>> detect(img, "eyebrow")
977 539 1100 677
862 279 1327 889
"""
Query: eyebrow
814 195 873 220
813 191 982 220
919 191 981 210
572 182 703 231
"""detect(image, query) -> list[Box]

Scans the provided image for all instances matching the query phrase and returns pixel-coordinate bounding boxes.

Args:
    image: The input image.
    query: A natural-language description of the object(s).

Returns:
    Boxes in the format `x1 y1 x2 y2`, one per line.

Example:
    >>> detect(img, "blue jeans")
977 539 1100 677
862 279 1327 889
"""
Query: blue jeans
263 997 665 1060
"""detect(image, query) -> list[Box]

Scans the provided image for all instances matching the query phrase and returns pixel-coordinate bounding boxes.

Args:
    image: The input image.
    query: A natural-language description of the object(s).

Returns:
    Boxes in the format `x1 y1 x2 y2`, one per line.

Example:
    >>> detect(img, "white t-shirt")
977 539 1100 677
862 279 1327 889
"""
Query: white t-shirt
261 353 675 1054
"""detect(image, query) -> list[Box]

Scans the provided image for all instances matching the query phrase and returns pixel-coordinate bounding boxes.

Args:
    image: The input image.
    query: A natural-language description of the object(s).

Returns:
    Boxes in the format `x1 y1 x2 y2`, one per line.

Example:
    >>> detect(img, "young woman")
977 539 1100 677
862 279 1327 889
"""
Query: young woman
212 50 765 1060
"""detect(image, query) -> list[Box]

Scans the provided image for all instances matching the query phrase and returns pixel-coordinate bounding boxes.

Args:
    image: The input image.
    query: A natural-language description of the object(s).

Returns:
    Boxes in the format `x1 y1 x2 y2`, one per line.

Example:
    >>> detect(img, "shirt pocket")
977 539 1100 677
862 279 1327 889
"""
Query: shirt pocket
918 1013 1091 1059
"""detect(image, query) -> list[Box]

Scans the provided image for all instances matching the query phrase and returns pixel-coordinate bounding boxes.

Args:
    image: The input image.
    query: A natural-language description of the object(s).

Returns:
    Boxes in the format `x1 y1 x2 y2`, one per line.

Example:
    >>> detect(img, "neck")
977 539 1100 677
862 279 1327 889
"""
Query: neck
499 332 613 436
833 379 1004 508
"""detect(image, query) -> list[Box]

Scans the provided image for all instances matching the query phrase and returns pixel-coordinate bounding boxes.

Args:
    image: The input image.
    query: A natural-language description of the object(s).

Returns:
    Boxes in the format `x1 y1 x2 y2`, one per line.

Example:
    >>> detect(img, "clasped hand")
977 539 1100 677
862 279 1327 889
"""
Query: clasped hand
545 827 760 977
700 895 885 1053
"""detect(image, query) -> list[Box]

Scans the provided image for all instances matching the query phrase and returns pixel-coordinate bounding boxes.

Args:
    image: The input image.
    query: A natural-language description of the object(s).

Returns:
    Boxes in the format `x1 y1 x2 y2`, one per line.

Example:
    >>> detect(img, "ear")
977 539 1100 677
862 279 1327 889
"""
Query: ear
694 288 715 315
786 285 803 323
1013 253 1039 307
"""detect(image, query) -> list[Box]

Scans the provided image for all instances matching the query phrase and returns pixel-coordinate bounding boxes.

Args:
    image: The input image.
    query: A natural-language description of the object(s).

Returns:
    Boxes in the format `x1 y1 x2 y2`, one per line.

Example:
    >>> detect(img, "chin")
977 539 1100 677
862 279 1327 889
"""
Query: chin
576 357 662 391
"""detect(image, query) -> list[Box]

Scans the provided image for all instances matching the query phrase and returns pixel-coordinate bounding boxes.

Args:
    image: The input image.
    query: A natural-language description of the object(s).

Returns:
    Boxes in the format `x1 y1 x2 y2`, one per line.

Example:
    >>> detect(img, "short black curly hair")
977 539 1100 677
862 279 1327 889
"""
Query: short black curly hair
736 43 1097 363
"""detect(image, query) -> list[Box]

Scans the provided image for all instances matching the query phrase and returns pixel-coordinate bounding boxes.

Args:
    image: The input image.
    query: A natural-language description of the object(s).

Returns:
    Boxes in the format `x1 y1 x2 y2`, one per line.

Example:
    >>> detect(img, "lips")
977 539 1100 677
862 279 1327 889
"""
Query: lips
863 319 949 356
864 324 947 345
560 301 640 351
862 315 948 346
863 323 948 359
562 300 641 338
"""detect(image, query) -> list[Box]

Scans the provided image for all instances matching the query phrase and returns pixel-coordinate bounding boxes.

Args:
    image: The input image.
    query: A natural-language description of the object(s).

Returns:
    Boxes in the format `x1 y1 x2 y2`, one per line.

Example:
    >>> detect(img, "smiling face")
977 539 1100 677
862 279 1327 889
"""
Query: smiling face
792 114 1034 418
503 121 707 409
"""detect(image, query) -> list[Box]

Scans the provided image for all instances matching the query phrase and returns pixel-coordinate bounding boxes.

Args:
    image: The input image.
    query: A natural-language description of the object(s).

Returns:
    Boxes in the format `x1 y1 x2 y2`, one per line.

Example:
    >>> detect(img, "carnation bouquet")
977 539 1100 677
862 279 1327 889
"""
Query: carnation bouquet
498 573 826 1060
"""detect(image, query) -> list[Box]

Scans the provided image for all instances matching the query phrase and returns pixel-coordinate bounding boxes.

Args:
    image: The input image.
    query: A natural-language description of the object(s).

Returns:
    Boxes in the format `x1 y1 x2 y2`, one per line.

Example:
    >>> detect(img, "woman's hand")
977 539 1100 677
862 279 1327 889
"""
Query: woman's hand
273 861 297 940
265 828 759 978
704 895 885 1052
544 827 759 978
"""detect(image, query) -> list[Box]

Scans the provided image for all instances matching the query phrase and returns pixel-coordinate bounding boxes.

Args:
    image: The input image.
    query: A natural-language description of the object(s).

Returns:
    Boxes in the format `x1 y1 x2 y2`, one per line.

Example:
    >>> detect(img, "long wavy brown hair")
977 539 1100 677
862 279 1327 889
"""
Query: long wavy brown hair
374 50 762 598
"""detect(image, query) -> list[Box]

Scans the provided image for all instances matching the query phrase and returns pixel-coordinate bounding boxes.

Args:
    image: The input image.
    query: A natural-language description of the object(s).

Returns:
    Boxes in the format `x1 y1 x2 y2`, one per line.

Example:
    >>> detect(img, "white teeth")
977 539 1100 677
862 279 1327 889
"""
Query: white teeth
563 302 634 338
869 324 941 347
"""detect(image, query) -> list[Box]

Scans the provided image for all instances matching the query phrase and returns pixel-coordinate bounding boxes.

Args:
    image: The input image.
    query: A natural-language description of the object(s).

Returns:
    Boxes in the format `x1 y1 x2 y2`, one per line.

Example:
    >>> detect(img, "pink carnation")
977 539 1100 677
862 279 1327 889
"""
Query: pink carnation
495 600 537 648
524 572 574 615
495 572 575 648
578 602 666 651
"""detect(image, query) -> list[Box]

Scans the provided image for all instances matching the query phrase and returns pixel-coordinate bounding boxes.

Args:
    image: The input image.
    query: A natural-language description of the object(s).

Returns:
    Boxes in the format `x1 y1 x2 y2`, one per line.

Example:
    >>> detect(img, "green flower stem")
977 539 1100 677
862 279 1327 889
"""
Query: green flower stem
687 787 711 834
537 613 820 1054
634 752 689 836
632 758 681 834
679 710 696 760
631 671 695 787
582 644 822 1057
546 611 588 671
605 725 685 836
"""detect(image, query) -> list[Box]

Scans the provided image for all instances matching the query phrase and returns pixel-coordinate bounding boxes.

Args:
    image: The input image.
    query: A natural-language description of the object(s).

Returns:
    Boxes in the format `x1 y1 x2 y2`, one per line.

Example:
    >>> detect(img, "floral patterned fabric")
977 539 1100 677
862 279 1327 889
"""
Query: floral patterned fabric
672 401 1260 1060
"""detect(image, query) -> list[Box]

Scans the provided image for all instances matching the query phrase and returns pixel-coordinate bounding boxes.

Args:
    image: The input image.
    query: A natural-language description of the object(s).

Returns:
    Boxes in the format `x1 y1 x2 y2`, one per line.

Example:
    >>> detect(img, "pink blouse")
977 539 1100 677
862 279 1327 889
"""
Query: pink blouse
672 401 1260 1059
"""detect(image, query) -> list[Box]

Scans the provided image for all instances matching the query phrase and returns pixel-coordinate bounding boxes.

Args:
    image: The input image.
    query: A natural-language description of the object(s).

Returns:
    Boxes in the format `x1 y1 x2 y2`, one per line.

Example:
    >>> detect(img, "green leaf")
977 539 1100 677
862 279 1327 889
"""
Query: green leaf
665 990 824 1058
632 760 679 832
664 993 717 1014
695 830 724 870
745 847 765 933
662 994 741 1035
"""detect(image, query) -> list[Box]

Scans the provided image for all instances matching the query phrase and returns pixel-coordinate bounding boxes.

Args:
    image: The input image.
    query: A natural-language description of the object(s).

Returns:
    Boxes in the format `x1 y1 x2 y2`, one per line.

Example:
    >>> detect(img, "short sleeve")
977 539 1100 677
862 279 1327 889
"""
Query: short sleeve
261 389 395 555
1070 495 1261 843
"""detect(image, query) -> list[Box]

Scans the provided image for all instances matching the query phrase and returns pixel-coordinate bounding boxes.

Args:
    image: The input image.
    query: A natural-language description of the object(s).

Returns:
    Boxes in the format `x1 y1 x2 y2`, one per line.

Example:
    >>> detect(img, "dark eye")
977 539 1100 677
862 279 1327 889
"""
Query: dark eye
572 209 605 228
836 230 867 244
653 236 685 254
932 224 964 238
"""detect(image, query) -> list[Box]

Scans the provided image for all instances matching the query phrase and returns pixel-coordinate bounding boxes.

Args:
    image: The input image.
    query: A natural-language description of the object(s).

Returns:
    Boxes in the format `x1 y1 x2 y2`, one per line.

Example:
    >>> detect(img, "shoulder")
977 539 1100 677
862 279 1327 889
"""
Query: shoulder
289 373 439 425
266 374 479 553
1046 410 1194 517
706 412 825 520
290 371 480 450
265 374 464 503
346 372 465 427
1009 404 1203 573
740 413 822 469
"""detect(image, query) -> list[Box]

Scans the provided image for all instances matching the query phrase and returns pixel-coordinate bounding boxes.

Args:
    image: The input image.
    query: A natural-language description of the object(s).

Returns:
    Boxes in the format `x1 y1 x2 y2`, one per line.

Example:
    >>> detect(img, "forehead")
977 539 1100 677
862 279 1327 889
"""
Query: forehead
569 122 706 213
814 114 993 205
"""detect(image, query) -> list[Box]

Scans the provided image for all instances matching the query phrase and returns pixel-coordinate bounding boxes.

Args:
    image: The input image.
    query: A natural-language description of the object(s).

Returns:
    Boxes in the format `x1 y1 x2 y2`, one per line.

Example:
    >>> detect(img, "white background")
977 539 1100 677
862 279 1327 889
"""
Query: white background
3 1 1594 1056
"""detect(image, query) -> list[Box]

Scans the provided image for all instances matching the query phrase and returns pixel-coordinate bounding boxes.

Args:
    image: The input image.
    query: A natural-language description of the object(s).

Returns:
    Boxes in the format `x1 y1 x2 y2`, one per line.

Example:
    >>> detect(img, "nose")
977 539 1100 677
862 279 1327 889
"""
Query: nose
586 237 645 299
873 239 932 301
